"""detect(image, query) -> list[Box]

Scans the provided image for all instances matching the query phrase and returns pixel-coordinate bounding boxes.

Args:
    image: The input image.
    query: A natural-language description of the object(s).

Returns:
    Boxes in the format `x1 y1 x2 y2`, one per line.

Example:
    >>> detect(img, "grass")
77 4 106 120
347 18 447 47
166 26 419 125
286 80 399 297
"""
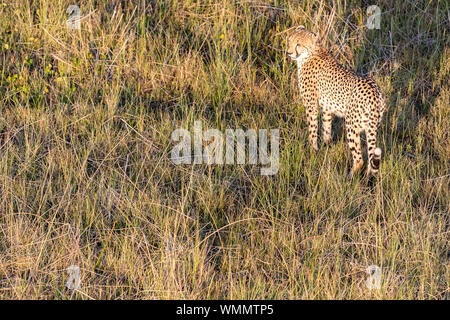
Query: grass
0 0 448 299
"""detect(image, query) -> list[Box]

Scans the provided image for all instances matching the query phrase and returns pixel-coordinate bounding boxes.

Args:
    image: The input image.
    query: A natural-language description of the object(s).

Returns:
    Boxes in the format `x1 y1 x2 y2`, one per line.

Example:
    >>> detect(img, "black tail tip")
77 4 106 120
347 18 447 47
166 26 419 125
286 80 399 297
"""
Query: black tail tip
370 148 382 171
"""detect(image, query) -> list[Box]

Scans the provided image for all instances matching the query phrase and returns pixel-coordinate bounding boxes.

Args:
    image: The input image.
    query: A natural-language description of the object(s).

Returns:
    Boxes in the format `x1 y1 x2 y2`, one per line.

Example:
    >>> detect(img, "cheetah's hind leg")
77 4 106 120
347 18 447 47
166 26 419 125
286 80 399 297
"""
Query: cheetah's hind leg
346 126 364 177
322 109 333 145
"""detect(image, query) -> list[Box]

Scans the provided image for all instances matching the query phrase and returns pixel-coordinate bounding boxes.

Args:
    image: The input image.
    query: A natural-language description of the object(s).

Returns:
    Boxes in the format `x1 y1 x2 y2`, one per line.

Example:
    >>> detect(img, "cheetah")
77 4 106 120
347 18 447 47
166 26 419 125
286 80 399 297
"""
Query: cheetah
287 26 385 176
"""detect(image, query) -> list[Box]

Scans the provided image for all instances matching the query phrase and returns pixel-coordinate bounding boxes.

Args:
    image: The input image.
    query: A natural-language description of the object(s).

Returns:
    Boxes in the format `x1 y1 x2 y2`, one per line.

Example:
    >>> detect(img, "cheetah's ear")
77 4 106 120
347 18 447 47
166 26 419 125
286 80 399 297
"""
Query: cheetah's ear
310 31 320 44
296 25 318 39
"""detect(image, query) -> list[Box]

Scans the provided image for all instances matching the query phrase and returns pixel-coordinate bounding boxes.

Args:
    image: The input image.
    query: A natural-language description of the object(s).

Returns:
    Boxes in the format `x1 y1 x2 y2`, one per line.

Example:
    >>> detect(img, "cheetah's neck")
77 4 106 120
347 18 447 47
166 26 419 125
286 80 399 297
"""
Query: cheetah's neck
295 51 312 71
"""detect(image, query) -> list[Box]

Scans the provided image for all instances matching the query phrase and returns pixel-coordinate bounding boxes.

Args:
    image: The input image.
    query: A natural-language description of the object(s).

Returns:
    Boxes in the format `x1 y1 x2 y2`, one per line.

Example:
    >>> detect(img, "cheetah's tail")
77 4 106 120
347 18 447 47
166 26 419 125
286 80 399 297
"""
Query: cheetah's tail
370 148 382 174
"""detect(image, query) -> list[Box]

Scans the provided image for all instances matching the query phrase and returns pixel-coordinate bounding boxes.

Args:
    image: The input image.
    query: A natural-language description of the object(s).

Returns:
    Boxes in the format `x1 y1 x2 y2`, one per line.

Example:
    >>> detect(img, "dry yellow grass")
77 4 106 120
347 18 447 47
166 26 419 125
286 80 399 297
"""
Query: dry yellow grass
0 0 448 299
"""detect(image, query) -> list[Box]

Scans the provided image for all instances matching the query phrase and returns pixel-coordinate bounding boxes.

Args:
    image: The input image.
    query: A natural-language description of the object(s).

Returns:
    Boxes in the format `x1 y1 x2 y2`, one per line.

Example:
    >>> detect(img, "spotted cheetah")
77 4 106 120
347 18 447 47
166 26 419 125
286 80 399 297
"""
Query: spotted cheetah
287 26 385 176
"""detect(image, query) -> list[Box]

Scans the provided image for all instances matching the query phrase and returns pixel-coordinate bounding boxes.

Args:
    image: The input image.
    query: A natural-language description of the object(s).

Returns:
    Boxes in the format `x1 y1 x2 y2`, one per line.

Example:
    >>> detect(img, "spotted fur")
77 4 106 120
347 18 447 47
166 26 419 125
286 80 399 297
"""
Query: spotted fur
287 26 385 176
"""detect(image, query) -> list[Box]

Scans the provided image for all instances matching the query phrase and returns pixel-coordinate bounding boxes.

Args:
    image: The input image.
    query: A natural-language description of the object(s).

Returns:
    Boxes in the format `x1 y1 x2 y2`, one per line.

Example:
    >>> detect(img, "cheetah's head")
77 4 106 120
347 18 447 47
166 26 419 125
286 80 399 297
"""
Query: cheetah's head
286 26 319 61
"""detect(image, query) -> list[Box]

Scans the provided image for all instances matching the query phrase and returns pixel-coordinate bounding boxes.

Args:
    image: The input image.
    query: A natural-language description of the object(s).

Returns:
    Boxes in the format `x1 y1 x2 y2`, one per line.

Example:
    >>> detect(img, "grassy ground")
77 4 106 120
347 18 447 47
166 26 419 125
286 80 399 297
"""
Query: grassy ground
0 0 448 299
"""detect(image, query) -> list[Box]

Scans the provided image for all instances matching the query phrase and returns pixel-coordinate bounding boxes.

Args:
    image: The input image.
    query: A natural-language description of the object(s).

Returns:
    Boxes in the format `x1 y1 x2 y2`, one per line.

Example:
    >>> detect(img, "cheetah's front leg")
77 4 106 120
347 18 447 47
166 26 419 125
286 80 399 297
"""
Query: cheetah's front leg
306 104 319 151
